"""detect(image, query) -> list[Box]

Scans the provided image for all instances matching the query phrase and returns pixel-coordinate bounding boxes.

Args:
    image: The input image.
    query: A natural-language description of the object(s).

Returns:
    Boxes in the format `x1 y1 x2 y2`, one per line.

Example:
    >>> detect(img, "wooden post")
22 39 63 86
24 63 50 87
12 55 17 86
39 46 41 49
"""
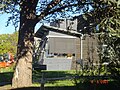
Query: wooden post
41 84 44 90
33 65 47 90
40 72 45 90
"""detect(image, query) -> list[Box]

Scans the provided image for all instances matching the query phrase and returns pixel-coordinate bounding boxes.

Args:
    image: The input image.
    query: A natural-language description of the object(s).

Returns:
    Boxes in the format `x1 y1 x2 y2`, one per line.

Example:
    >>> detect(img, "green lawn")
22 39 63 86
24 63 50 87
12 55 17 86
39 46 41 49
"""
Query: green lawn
0 66 120 90
32 70 76 87
0 66 76 87
0 64 14 83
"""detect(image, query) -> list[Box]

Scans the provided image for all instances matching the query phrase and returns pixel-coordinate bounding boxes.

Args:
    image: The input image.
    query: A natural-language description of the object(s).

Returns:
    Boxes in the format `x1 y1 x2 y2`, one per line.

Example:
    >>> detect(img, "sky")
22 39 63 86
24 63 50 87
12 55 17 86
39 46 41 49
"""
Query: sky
0 4 93 35
0 13 16 34
0 13 42 35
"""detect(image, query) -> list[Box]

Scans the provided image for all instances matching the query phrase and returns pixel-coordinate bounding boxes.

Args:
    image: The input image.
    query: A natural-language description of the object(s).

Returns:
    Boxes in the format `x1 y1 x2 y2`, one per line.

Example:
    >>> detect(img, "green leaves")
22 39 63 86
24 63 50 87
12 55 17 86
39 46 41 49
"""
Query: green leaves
98 30 120 81
0 32 18 55
96 0 120 80
98 0 120 37
99 17 120 37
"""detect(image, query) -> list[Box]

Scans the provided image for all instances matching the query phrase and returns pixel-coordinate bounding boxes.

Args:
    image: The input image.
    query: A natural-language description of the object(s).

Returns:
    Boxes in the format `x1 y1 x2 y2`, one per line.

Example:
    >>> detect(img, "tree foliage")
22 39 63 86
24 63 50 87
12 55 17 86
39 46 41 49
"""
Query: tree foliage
0 32 18 55
98 0 120 37
97 0 120 82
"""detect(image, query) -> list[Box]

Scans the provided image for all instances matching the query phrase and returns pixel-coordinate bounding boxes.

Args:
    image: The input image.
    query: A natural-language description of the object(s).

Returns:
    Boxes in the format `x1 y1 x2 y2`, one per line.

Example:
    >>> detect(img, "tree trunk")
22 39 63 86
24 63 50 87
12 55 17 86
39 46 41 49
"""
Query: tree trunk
12 0 39 88
12 52 33 88
12 20 35 88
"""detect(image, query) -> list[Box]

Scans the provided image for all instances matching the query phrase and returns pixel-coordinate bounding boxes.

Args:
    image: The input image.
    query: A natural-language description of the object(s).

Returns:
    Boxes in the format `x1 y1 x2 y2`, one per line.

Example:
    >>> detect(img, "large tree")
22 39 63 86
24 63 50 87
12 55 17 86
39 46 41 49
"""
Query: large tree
0 0 89 88
0 0 119 88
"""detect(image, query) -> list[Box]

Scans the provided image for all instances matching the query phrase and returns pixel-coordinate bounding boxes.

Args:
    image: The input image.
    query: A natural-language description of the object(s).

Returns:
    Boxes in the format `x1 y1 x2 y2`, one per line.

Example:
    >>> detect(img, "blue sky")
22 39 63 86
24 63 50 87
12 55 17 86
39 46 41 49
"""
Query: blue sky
0 13 42 35
0 5 93 35
0 14 16 34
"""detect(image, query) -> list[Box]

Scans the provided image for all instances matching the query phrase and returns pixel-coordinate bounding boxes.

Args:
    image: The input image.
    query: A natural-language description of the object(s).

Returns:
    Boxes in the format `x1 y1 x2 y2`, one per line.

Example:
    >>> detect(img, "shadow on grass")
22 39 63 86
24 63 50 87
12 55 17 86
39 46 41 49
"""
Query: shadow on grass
0 72 13 86
11 86 76 90
1 71 120 90
10 81 120 90
33 70 75 78
0 70 75 87
32 70 75 83
76 80 120 90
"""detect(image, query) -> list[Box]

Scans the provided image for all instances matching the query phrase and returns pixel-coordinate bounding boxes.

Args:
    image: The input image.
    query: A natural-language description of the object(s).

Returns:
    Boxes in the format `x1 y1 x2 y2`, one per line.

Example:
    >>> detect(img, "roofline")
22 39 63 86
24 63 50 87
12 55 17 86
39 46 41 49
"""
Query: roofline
35 25 82 38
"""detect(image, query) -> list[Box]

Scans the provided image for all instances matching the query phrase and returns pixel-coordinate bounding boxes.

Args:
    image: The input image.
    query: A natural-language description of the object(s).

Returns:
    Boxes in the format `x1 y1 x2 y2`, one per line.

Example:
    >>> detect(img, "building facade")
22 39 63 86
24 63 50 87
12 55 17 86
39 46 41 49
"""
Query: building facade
34 18 99 70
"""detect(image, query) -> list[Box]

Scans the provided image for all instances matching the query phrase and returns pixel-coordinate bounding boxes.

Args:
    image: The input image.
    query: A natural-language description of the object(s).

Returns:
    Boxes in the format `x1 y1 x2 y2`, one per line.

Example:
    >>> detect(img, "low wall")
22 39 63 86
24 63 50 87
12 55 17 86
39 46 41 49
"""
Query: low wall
43 58 72 71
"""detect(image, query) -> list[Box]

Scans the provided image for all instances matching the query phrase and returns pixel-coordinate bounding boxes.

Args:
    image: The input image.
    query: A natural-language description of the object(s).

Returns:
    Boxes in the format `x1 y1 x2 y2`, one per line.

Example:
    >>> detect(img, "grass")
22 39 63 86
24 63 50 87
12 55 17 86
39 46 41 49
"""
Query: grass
32 80 74 87
45 80 74 87
0 64 14 73
0 64 14 83
0 65 76 88
32 70 76 87
0 66 120 90
33 70 76 79
0 65 14 89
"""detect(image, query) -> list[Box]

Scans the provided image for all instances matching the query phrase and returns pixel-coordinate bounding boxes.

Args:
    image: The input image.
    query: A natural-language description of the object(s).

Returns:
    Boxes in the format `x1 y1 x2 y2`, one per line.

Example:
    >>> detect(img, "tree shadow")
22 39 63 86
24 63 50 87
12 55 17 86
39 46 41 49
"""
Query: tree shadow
10 81 120 90
1 71 120 90
11 86 76 90
32 70 76 83
0 72 13 86
79 81 120 90
0 70 75 87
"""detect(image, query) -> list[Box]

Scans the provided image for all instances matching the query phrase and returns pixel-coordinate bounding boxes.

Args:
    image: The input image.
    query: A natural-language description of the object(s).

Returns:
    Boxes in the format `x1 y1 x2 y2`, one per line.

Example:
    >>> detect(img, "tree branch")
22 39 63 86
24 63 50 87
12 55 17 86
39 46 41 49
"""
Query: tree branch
35 0 62 22
35 1 93 22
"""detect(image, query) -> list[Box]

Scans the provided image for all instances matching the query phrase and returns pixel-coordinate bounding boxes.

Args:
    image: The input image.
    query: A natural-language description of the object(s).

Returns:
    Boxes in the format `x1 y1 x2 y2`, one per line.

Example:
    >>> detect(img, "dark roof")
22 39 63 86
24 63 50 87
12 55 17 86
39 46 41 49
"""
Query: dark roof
35 25 81 38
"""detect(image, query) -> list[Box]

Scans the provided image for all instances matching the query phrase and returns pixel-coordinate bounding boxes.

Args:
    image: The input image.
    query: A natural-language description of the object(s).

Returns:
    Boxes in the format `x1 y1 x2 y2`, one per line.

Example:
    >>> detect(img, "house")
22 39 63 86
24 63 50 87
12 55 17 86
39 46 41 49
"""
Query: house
34 18 99 70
